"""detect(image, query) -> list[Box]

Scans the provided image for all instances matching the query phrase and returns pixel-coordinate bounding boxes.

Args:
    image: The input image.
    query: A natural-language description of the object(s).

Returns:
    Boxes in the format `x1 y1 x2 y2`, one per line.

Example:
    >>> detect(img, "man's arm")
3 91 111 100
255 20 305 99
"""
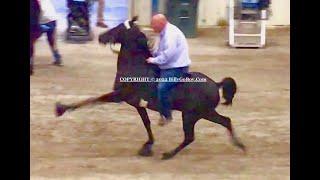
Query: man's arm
146 37 159 56
149 32 178 65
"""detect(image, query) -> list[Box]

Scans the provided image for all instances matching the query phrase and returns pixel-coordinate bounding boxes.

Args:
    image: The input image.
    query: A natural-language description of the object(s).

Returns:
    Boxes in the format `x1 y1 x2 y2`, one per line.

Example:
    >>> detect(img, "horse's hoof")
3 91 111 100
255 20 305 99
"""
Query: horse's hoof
138 147 153 157
138 149 153 157
161 152 175 160
240 144 247 154
55 102 67 117
232 138 247 154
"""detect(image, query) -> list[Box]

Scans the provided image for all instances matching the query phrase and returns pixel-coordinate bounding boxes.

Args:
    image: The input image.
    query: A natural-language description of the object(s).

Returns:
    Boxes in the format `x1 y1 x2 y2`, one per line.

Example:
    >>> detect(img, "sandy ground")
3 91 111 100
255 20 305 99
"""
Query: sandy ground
30 27 290 180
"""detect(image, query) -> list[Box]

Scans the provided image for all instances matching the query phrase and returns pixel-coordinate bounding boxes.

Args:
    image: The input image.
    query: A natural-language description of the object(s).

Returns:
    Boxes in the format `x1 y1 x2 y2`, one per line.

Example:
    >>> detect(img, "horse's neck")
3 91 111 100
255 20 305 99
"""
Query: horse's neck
119 47 150 64
117 48 155 75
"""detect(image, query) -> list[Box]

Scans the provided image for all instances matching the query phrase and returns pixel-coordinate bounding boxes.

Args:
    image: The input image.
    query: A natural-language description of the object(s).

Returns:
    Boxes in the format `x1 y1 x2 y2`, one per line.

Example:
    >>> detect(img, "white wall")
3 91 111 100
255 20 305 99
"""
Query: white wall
51 0 289 28
197 0 290 27
267 0 290 25
198 0 228 27
133 0 290 27
133 0 152 26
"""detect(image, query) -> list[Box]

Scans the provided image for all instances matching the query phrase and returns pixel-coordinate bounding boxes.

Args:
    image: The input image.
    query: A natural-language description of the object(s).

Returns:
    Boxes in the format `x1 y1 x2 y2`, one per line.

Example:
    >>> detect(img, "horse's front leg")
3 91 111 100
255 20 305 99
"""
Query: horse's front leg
55 90 123 117
136 107 154 156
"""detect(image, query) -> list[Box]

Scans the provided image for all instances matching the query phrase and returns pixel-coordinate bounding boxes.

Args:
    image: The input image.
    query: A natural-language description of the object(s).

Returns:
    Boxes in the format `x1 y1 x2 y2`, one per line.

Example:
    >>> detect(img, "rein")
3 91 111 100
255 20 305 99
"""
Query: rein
109 43 120 54
108 36 120 54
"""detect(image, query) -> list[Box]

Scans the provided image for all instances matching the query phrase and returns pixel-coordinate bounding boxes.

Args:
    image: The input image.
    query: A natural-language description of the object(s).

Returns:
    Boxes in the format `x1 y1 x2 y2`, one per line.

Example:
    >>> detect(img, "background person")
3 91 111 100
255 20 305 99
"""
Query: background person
38 0 63 66
96 0 108 28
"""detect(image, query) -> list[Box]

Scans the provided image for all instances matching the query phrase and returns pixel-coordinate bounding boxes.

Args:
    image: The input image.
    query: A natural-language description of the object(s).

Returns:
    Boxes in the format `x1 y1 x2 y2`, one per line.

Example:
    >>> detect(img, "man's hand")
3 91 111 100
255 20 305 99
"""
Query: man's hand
146 57 155 64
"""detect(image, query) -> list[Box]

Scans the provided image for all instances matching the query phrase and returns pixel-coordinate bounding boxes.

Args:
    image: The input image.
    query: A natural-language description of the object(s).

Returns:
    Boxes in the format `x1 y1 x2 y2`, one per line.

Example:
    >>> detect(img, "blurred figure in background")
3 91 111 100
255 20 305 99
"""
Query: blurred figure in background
38 0 63 66
67 0 107 34
96 0 108 28
67 0 91 34
30 0 41 75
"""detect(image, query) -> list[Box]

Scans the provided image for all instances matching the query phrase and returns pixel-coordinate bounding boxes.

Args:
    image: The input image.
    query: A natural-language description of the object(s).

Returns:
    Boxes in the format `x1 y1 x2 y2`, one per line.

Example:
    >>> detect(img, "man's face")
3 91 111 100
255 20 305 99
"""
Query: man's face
151 20 164 33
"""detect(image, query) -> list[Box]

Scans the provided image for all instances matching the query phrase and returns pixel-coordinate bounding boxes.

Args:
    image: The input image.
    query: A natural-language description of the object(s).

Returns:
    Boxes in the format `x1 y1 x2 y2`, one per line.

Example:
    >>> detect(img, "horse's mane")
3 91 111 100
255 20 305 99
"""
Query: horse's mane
117 24 160 78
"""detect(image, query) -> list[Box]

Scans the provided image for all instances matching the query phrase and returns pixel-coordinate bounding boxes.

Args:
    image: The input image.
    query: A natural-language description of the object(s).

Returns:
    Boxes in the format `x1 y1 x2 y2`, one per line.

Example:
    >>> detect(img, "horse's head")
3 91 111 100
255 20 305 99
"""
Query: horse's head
99 16 152 57
98 16 156 74
98 16 140 45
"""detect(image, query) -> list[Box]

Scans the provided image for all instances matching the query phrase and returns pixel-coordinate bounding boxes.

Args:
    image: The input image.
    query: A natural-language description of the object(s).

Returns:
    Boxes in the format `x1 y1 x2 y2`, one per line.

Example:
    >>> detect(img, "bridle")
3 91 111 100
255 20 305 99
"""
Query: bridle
108 19 138 54
108 20 132 54
109 37 120 54
109 42 120 54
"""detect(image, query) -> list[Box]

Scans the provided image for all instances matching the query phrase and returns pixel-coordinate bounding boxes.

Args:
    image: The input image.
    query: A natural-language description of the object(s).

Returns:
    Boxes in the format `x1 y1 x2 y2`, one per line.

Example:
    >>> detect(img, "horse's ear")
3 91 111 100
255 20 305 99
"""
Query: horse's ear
131 16 138 23
129 16 139 28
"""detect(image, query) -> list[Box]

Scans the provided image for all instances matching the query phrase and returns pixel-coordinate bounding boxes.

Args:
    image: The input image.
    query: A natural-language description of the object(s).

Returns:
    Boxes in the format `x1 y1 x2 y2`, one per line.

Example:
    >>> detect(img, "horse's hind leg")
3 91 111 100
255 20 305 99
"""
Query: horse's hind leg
136 107 154 156
55 91 122 117
162 112 199 160
203 110 246 153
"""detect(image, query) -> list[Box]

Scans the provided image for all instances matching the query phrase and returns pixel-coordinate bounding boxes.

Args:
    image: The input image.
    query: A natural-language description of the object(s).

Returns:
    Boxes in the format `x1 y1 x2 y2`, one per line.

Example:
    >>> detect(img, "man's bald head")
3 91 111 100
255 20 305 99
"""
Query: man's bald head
151 14 168 33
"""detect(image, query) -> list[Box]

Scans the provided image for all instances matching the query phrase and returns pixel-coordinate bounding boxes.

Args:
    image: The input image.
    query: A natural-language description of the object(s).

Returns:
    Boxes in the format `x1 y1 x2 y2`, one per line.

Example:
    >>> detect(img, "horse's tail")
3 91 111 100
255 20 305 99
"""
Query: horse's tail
217 77 237 106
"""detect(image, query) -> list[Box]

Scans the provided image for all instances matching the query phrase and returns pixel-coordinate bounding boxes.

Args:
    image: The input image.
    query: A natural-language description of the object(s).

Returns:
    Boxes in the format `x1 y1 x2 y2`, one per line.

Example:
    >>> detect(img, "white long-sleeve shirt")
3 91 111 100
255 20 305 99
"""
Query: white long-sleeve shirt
39 0 57 24
150 23 191 69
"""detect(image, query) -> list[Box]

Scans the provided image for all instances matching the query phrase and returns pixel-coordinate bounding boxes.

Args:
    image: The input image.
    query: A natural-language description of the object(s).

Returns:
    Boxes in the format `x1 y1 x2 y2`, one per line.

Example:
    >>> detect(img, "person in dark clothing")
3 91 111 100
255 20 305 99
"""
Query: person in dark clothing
30 0 41 75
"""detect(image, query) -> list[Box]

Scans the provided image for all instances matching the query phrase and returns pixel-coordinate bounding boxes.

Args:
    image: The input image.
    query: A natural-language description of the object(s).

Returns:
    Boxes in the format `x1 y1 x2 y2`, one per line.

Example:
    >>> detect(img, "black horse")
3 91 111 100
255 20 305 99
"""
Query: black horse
55 16 246 160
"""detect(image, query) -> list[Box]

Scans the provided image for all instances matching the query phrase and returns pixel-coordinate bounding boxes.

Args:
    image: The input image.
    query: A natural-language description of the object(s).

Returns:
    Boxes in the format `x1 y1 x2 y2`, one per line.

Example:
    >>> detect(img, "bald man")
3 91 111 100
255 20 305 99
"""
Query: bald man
146 14 191 126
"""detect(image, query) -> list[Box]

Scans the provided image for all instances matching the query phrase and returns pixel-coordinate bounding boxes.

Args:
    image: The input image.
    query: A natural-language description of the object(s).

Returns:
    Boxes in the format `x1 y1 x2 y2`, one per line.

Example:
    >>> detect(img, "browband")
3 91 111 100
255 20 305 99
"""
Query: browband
124 20 131 29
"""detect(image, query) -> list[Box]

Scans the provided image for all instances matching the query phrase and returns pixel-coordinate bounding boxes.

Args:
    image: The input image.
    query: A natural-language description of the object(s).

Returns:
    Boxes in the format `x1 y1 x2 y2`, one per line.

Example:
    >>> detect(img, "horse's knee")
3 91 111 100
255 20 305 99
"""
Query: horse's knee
204 111 234 134
183 129 195 144
184 135 195 145
223 117 231 128
215 116 232 131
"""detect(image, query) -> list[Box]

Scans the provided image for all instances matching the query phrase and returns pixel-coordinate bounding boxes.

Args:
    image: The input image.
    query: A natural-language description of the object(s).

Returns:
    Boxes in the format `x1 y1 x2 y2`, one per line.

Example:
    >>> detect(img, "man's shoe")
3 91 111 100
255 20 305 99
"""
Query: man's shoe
53 51 63 66
96 22 108 28
53 60 63 66
158 115 172 126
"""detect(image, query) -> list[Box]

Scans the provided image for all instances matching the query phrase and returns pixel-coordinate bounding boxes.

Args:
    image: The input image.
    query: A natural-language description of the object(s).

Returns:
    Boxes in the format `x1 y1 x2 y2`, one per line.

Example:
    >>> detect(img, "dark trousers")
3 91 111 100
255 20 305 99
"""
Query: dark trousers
40 21 57 49
30 21 58 64
30 28 41 64
158 66 189 119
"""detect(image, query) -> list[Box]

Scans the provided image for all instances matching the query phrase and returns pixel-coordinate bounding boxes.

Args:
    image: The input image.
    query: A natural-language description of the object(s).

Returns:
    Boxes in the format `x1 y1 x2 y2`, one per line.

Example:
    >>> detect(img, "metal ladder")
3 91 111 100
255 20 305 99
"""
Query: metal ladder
228 0 267 48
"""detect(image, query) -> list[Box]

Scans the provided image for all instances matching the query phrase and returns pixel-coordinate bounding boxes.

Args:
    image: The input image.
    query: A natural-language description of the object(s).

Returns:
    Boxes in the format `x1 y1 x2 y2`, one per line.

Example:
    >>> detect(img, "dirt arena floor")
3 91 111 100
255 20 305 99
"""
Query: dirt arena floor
30 27 290 179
